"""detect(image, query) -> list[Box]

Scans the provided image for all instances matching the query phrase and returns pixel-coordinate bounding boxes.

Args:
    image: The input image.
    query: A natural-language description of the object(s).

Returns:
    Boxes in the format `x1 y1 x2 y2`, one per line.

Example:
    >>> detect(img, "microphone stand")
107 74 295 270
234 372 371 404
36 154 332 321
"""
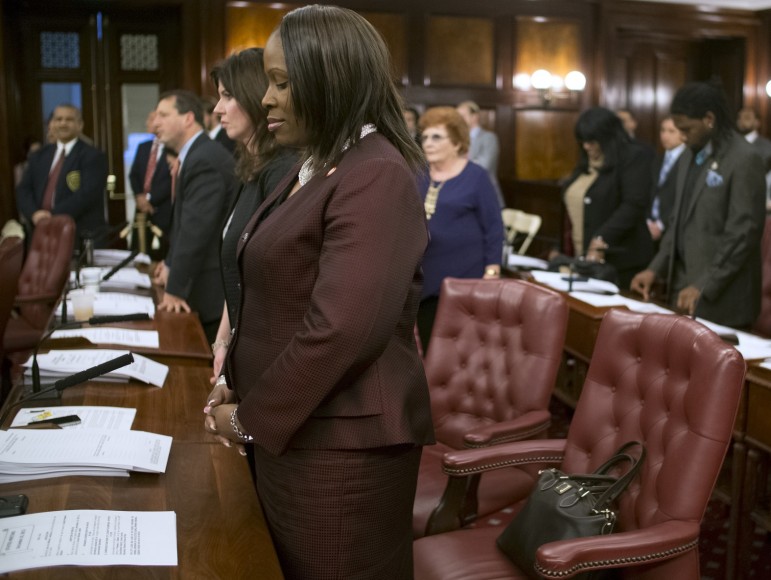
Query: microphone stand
100 250 139 283
30 313 151 393
1 353 135 428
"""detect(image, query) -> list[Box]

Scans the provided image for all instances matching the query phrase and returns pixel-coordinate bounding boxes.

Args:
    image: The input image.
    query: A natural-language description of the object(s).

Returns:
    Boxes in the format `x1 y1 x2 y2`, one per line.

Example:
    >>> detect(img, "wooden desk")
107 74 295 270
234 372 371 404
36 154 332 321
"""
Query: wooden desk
0 366 283 579
732 365 771 580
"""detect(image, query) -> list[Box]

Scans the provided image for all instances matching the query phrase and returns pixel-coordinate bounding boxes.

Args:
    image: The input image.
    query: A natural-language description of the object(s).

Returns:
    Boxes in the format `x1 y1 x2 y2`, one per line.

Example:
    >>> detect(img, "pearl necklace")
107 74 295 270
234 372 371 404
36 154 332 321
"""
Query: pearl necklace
298 123 377 186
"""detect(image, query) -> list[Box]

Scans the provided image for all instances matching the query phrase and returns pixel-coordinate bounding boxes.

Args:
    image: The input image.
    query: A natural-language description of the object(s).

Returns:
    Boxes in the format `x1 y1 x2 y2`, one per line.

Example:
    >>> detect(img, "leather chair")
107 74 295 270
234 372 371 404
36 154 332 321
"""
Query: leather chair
413 278 568 538
0 236 24 345
0 235 25 403
414 309 746 579
2 215 76 355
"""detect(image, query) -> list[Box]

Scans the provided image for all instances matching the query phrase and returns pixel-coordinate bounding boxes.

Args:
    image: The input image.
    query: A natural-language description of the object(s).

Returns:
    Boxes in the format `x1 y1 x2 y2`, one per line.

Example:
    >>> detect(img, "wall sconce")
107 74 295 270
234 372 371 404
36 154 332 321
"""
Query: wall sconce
766 80 771 98
513 69 586 108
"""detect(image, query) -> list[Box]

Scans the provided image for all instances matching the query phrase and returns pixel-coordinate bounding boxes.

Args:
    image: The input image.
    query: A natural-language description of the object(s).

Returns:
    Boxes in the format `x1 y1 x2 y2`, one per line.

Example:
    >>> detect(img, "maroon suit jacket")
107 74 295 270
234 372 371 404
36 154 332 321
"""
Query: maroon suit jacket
225 133 435 456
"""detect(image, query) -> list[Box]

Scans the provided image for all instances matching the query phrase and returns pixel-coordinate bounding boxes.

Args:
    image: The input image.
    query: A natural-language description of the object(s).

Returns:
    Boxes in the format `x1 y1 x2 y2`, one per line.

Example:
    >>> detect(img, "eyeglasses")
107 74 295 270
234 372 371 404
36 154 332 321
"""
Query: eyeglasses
421 134 450 143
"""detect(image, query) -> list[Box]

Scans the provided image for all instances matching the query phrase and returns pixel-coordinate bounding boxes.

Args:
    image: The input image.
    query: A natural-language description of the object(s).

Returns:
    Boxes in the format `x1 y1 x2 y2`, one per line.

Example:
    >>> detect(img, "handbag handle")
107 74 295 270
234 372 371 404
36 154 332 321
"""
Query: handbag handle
592 441 646 510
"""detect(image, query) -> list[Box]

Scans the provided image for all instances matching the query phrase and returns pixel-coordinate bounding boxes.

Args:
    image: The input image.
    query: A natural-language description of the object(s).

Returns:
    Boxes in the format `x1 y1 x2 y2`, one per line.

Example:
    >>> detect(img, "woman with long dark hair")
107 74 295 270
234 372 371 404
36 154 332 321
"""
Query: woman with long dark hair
561 106 654 287
204 6 434 579
208 48 296 384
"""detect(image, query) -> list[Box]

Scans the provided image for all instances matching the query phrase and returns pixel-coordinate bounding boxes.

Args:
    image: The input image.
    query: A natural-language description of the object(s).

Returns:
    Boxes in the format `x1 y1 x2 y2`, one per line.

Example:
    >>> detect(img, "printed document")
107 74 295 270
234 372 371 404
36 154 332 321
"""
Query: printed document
0 510 177 573
51 327 160 349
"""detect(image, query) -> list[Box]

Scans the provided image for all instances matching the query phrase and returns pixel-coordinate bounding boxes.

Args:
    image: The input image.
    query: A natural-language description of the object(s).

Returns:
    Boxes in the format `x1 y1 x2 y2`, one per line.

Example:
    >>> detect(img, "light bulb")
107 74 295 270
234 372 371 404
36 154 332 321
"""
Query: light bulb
565 71 587 92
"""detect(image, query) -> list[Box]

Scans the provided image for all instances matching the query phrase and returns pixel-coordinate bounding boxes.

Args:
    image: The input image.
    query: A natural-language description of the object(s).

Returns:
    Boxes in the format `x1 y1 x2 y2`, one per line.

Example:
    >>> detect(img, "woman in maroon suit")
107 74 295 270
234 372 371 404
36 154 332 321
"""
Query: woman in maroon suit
203 5 434 579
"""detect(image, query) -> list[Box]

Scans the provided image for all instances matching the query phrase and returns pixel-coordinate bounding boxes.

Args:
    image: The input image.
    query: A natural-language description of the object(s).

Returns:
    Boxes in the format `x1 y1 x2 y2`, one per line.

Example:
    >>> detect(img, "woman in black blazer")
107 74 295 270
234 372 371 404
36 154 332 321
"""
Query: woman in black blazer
561 107 655 287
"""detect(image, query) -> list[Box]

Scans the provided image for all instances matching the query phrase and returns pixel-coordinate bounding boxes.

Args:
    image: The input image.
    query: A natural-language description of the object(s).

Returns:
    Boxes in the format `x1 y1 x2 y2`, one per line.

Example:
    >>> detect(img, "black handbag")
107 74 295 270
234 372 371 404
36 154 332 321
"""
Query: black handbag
496 441 646 580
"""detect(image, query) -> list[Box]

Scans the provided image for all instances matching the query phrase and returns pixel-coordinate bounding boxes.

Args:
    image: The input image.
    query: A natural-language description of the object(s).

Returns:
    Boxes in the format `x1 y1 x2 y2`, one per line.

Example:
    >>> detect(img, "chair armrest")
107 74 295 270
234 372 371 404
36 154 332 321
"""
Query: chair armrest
442 439 566 477
425 439 566 536
14 292 61 306
463 410 551 448
534 520 701 578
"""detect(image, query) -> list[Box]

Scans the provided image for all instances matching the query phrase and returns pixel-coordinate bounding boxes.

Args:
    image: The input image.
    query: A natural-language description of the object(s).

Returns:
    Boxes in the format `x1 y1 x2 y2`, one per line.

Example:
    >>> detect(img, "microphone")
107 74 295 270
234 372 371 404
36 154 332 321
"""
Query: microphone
1 353 135 428
30 313 151 393
100 249 139 283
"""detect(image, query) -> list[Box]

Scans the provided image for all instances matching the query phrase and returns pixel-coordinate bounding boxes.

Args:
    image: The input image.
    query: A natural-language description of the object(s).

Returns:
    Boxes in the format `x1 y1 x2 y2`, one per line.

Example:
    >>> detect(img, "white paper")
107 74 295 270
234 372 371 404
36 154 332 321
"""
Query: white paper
0 428 172 483
530 270 620 295
0 510 177 573
10 406 136 430
93 249 152 266
506 254 549 270
692 318 771 360
51 327 160 349
23 349 169 388
98 267 152 290
61 293 155 320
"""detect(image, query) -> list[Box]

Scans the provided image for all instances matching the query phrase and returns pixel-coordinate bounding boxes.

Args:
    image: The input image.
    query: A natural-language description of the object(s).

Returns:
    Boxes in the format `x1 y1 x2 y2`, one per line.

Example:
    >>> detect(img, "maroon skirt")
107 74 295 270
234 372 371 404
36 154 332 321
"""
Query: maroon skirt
253 444 422 580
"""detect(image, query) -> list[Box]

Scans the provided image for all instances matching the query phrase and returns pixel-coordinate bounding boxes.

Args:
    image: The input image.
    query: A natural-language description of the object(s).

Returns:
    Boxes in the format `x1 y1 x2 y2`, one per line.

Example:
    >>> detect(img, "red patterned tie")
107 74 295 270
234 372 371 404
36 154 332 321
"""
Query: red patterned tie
170 158 180 203
142 139 160 194
41 148 65 211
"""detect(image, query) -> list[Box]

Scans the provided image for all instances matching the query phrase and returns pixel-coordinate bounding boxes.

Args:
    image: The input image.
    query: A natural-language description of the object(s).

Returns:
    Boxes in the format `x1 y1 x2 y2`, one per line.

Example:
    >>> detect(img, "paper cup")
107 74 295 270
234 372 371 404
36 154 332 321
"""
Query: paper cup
70 289 95 321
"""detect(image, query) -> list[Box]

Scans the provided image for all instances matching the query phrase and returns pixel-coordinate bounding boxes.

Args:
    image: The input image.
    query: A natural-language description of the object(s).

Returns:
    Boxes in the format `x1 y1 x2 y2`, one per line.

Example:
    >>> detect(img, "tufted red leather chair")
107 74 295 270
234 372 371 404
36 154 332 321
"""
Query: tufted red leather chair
0 236 24 346
2 215 75 354
753 216 771 336
413 278 568 538
414 308 746 580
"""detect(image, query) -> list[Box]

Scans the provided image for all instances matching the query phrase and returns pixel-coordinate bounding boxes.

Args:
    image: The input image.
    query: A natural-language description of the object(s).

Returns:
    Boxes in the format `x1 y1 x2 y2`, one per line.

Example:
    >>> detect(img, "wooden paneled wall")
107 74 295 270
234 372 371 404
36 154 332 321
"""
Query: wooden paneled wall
1 0 770 231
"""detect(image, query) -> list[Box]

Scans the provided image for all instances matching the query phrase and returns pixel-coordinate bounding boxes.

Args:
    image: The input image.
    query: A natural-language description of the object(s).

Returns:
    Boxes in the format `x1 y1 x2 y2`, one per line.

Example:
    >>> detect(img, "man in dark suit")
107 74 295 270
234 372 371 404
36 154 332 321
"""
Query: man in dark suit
128 111 173 258
647 116 686 247
16 103 108 249
631 82 766 328
152 90 237 341
737 107 771 208
203 96 236 155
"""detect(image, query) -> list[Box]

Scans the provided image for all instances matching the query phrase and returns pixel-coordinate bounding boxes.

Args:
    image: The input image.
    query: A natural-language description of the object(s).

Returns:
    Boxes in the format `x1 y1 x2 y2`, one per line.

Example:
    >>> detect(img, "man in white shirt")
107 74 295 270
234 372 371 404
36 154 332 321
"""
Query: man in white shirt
456 100 504 207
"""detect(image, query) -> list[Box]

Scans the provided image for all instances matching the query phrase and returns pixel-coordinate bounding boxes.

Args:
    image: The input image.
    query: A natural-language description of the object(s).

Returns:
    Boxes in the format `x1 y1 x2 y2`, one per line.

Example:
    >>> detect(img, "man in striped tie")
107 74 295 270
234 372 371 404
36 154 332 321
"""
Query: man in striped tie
15 103 108 248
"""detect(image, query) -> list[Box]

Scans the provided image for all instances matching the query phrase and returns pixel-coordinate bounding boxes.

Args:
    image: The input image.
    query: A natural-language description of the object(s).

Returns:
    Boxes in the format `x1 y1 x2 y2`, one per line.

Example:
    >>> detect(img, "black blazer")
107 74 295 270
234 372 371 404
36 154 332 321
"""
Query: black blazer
563 141 655 281
213 127 236 154
16 139 108 246
165 133 238 325
128 139 173 234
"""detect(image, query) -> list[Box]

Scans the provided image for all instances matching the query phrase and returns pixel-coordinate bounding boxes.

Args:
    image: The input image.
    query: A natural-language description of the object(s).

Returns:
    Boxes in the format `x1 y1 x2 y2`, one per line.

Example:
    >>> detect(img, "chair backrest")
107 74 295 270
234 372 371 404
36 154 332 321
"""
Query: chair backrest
562 309 745 535
501 209 542 255
424 278 568 449
753 215 771 336
16 215 76 329
0 236 24 345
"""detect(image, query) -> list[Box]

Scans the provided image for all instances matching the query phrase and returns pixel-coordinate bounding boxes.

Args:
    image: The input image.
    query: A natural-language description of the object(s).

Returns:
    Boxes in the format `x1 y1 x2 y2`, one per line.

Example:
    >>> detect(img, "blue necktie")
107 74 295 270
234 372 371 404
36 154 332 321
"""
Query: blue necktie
658 151 674 186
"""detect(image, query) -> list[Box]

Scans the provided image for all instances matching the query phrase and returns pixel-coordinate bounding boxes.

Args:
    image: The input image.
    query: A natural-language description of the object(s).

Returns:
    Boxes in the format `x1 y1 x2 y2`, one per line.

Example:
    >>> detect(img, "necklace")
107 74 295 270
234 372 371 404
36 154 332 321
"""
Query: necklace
298 123 377 186
424 180 444 220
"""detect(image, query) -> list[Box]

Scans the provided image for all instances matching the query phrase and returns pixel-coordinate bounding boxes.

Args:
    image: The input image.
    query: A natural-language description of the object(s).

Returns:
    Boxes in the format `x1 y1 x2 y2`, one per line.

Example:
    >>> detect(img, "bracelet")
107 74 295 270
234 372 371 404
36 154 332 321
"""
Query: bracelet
230 409 253 443
211 339 229 355
215 375 227 388
485 267 499 276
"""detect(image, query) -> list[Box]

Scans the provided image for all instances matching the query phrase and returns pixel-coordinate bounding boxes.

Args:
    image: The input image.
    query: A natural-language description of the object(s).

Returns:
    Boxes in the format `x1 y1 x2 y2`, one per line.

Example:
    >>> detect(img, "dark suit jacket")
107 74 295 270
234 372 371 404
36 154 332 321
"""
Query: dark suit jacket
16 140 108 246
750 134 771 172
224 133 435 457
649 133 766 327
212 126 236 154
165 133 237 325
128 139 173 234
563 141 655 282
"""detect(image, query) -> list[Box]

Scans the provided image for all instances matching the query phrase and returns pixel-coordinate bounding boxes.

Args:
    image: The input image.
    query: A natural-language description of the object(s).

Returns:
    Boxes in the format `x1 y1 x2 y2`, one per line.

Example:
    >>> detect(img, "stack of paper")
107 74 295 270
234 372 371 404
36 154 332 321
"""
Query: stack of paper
23 349 169 388
92 249 151 267
0 428 172 483
0 510 177 573
530 270 620 295
59 292 156 320
98 267 152 291
11 406 137 430
51 327 160 349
